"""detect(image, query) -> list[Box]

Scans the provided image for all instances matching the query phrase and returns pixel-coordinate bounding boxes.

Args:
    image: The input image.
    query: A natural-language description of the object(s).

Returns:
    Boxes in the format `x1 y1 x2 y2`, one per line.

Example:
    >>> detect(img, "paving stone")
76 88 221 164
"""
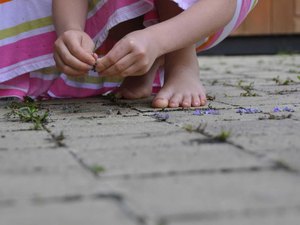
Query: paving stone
0 148 113 201
254 85 299 95
169 209 300 225
0 129 53 150
103 171 300 220
49 117 177 139
217 95 299 107
0 149 81 175
73 135 271 177
0 169 123 204
183 119 300 171
199 120 300 152
0 200 135 225
205 85 262 98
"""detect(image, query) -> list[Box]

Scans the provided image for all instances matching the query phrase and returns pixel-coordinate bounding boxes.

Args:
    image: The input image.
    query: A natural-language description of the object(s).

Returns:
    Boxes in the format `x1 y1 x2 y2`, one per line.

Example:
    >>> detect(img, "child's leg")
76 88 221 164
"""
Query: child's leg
114 1 206 107
108 17 161 99
152 0 206 108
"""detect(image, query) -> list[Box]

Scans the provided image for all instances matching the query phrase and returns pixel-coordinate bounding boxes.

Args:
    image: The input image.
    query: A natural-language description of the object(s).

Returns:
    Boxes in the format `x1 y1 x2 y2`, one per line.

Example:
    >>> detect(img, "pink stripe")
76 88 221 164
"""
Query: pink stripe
48 78 114 98
0 73 54 98
27 77 54 97
0 89 27 99
0 32 56 68
1 73 30 89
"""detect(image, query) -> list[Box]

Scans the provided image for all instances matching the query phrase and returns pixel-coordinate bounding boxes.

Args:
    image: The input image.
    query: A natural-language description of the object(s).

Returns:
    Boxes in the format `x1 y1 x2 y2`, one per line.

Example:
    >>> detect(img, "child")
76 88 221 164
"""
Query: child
0 0 258 108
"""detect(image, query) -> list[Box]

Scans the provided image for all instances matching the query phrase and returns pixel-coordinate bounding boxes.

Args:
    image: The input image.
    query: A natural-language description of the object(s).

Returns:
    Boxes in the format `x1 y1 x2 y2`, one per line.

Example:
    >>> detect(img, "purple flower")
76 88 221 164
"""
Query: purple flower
205 109 220 115
152 113 169 121
273 106 295 113
193 109 203 115
282 106 295 112
273 107 281 113
193 109 219 116
236 107 262 114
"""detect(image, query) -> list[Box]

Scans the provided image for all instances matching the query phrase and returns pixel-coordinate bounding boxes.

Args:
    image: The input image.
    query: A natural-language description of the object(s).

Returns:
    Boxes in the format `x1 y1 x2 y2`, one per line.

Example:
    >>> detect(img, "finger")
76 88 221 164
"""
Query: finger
96 40 132 72
99 54 136 77
56 42 92 71
92 53 98 61
79 36 98 64
113 66 144 78
118 59 152 77
54 53 87 76
64 36 96 66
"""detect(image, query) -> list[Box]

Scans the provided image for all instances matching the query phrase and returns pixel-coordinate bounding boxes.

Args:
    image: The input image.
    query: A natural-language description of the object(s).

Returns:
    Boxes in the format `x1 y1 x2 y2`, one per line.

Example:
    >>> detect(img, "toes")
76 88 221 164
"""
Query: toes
169 94 183 108
152 98 169 108
182 95 192 108
152 84 207 109
199 92 207 106
152 89 173 108
192 94 201 107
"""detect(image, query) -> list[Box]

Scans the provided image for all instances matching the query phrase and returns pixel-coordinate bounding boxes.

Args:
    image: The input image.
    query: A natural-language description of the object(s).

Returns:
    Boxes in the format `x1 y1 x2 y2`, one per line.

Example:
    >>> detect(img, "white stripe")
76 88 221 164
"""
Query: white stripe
195 0 243 50
0 84 27 92
171 0 198 10
30 71 59 80
0 0 52 29
0 54 55 82
47 91 62 99
210 0 243 48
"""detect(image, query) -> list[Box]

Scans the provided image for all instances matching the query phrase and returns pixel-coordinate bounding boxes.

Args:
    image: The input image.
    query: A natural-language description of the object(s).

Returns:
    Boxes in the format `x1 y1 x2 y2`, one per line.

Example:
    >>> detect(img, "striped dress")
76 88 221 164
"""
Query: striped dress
0 0 258 99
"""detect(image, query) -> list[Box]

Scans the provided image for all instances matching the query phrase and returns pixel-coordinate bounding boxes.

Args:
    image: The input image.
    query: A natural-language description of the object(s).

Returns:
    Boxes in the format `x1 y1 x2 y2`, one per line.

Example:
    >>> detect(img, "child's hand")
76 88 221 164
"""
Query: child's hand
96 29 159 77
54 30 96 76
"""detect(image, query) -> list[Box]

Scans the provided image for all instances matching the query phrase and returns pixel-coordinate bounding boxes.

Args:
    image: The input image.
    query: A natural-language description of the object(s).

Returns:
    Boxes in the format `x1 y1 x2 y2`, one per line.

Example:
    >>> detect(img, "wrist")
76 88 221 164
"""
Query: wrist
144 26 167 57
145 22 182 57
56 26 84 37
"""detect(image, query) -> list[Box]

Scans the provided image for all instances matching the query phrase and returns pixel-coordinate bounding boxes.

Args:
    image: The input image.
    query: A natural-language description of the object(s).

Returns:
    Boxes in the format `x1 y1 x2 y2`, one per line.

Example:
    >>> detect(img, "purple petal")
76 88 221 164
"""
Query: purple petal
193 110 202 115
236 107 261 114
273 107 282 113
193 109 219 116
153 113 169 121
282 106 294 112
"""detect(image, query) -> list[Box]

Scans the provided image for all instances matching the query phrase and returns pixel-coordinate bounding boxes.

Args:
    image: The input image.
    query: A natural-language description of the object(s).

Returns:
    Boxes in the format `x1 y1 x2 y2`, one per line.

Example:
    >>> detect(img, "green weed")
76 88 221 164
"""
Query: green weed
238 81 258 97
272 76 295 85
6 97 49 130
90 165 106 174
213 130 231 142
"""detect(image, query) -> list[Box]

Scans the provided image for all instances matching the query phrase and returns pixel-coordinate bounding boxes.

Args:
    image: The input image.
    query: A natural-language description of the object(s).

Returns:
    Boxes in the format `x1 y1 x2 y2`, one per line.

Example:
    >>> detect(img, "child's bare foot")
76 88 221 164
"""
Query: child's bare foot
116 75 154 99
116 57 163 99
152 46 206 108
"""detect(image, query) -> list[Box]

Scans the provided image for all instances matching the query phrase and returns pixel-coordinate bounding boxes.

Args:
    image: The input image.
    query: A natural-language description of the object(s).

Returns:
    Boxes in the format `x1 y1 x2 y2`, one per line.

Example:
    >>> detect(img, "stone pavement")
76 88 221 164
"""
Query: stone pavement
0 55 300 225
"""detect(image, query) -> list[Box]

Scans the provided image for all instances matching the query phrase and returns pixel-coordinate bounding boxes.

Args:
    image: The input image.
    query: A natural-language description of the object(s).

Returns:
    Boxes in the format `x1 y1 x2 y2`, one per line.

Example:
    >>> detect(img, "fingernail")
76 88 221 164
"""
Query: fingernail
92 53 98 60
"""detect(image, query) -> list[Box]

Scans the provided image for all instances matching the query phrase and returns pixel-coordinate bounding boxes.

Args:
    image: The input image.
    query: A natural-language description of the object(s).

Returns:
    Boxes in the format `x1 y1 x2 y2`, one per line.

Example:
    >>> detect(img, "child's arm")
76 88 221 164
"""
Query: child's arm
96 0 236 77
152 0 237 55
52 0 95 76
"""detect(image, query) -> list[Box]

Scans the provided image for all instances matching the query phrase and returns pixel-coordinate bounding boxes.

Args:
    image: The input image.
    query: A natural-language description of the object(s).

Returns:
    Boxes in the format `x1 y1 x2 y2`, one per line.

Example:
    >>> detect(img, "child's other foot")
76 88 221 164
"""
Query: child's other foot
152 47 206 108
116 58 162 99
116 75 153 99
